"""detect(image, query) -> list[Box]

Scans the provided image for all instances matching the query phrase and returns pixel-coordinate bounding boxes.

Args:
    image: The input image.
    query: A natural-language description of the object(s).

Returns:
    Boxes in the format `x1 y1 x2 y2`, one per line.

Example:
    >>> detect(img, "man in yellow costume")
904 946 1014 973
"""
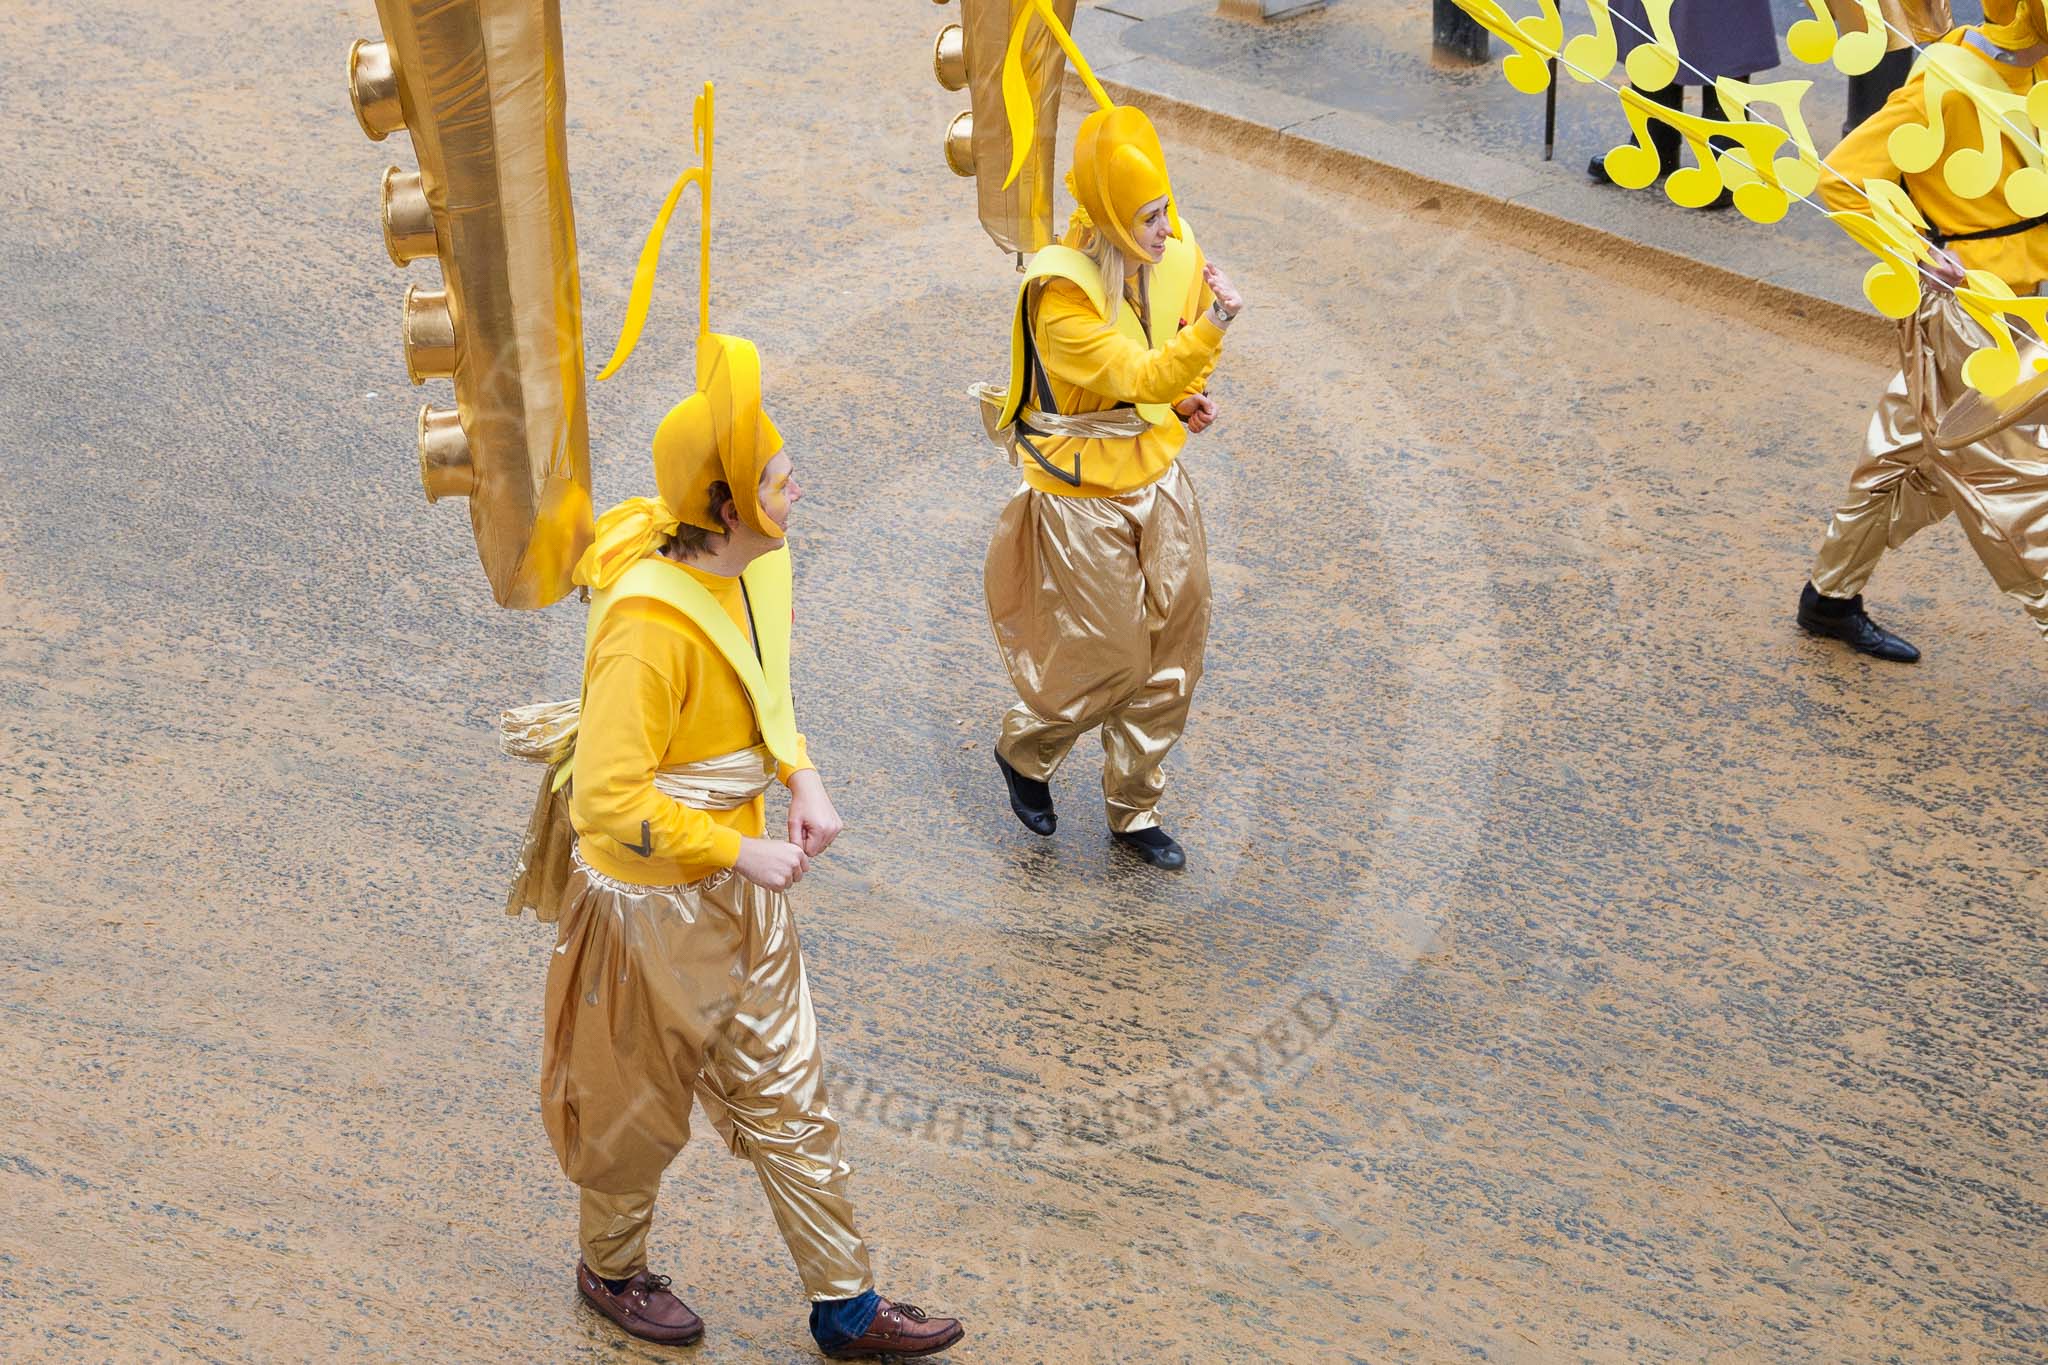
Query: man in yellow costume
503 113 965 1354
983 102 1244 870
1798 0 2048 658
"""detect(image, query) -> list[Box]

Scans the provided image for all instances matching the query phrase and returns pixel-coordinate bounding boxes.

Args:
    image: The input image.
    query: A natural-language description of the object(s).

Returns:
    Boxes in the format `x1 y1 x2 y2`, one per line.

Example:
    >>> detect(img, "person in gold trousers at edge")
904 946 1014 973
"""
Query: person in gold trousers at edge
500 163 965 1355
1798 0 2048 660
984 102 1244 871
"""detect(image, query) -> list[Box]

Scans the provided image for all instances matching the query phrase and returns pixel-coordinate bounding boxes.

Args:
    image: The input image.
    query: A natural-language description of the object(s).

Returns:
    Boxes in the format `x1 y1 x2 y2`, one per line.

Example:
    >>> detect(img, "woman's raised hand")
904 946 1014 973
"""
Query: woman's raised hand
1203 264 1243 319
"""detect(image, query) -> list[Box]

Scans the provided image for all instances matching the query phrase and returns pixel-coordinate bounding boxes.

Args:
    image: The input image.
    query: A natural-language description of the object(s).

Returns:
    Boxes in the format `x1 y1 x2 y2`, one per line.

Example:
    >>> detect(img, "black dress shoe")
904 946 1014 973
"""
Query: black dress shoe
1588 154 1614 185
1112 826 1186 871
994 750 1056 836
1797 581 1921 662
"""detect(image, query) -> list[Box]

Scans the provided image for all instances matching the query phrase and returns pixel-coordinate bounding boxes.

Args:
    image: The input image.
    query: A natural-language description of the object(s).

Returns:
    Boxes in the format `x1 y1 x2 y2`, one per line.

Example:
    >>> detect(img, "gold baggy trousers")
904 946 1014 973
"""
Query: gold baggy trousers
1811 291 2048 634
985 460 1211 832
540 849 873 1298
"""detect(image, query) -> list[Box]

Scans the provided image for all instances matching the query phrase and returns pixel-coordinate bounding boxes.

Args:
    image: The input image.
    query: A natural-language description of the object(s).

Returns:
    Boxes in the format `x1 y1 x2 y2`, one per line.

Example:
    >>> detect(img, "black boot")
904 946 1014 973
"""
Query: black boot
1112 826 1186 871
1797 581 1921 662
994 750 1056 836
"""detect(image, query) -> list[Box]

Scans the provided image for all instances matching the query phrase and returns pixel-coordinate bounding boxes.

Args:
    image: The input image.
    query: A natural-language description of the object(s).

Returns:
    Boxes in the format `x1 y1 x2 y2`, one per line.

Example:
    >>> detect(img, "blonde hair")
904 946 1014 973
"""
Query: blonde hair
1078 224 1150 329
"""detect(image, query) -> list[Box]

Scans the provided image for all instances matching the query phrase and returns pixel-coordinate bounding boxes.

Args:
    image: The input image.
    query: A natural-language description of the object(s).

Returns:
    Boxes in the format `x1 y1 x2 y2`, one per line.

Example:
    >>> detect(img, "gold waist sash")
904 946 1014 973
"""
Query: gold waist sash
651 744 776 809
969 382 1154 466
499 699 775 807
500 699 775 919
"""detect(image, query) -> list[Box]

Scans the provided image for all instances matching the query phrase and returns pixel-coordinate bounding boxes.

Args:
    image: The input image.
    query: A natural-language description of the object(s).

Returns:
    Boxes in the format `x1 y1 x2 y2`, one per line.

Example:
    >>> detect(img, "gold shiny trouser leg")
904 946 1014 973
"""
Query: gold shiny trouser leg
580 1185 658 1282
1098 465 1209 833
1810 304 1953 599
541 859 873 1298
689 882 873 1300
1931 436 2048 637
1811 295 2048 636
985 463 1210 829
986 482 1149 782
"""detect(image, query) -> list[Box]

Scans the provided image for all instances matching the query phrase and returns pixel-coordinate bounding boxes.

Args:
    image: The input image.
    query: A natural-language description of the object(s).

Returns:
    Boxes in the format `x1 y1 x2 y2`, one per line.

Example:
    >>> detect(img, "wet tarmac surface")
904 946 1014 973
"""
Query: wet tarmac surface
1 0 2044 1360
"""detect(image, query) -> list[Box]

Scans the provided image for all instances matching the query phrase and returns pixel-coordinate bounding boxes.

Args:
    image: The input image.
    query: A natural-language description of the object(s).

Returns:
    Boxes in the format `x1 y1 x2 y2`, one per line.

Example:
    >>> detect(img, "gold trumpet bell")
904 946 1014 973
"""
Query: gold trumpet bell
348 0 593 610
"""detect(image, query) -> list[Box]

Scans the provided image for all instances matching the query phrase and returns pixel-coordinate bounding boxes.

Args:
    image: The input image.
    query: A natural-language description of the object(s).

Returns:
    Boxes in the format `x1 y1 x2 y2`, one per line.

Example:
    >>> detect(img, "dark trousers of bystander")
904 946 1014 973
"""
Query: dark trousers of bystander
1633 80 1738 176
1844 45 1917 135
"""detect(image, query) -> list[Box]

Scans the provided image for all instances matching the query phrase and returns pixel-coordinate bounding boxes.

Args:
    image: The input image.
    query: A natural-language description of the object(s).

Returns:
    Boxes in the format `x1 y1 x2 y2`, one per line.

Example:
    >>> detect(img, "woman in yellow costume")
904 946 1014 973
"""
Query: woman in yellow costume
1798 0 2048 659
502 88 963 1360
982 95 1244 871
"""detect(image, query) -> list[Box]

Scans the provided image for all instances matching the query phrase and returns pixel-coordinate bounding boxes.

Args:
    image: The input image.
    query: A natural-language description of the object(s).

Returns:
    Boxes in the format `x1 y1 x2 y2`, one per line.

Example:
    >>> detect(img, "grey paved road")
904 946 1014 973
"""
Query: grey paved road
1 0 2042 1360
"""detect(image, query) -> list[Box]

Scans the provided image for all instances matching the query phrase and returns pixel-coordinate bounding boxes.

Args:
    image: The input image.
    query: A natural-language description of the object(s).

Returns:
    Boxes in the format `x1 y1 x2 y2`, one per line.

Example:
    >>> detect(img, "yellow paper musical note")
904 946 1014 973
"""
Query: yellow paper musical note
1560 0 1619 83
1621 0 1681 93
1786 0 1888 75
2012 81 2048 218
1601 89 1671 190
1944 101 2015 204
1453 0 1564 94
1786 0 1839 67
2028 77 2048 142
1953 272 2031 394
1715 77 1824 200
1887 67 1951 175
1709 122 1799 222
1833 0 1889 77
1713 137 1801 223
2006 164 2048 218
1829 181 1935 318
1934 48 2042 215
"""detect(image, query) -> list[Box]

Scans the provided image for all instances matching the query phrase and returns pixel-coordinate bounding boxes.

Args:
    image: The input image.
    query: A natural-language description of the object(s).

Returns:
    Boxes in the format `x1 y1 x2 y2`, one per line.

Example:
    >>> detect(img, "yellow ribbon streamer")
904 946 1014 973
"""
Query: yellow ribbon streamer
596 83 716 381
1001 0 1117 190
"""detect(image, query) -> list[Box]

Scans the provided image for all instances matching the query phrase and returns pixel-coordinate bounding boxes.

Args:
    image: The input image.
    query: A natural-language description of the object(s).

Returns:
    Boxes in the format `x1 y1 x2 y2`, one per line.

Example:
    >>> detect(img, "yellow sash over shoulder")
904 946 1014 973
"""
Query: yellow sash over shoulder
499 546 801 921
506 547 801 793
579 550 801 771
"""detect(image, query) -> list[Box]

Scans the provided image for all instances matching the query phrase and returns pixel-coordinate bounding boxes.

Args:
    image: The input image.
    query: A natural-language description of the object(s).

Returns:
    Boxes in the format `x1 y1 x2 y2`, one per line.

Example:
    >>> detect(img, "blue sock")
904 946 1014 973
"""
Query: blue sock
810 1290 883 1352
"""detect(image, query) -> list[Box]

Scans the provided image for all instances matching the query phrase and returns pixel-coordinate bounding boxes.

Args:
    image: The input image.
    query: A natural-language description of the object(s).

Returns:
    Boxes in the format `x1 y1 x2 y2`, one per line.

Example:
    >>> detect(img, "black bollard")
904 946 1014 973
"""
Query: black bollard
1433 0 1489 64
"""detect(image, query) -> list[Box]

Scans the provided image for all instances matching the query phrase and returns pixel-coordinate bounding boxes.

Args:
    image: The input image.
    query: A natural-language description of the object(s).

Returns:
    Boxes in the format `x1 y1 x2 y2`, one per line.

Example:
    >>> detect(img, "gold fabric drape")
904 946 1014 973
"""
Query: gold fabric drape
1825 0 1953 49
1811 290 2048 633
985 462 1211 831
542 846 873 1297
967 380 1155 466
499 711 776 921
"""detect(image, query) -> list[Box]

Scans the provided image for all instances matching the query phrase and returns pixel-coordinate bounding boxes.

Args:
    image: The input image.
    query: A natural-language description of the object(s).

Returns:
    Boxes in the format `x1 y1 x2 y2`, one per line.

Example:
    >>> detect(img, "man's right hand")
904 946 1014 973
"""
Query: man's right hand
1926 247 1966 293
734 836 810 891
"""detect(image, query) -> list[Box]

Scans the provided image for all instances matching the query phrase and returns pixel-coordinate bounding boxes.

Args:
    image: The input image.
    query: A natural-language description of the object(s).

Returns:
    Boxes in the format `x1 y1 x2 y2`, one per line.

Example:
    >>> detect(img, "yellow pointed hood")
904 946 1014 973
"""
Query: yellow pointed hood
572 82 787 594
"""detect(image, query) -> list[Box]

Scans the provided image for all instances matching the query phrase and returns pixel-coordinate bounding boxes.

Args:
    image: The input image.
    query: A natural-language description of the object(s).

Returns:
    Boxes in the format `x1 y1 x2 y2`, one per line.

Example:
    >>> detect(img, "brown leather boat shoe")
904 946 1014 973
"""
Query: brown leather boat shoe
822 1297 964 1359
576 1260 705 1346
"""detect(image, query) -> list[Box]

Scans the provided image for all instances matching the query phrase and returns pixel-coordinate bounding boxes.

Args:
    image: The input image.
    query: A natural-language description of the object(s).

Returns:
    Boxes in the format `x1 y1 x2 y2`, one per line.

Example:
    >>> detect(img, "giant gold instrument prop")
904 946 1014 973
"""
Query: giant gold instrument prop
931 0 1082 256
348 0 593 609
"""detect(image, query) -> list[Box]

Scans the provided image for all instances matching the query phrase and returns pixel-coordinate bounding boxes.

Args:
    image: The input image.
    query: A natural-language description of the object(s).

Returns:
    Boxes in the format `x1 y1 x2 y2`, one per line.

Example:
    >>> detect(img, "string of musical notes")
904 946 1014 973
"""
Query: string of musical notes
1451 0 2048 398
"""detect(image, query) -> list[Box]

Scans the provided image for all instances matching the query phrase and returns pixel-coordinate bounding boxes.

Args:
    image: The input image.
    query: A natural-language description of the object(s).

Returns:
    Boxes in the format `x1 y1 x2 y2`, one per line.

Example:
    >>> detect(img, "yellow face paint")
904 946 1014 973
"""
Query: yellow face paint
761 470 793 528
